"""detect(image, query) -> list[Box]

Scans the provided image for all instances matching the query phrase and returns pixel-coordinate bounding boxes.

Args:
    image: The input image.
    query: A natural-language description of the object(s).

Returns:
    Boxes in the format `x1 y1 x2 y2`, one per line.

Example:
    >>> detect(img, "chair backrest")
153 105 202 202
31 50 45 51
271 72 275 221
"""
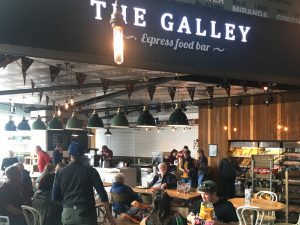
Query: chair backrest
296 213 300 225
236 206 265 225
110 192 131 203
256 191 278 202
0 216 9 225
21 205 42 225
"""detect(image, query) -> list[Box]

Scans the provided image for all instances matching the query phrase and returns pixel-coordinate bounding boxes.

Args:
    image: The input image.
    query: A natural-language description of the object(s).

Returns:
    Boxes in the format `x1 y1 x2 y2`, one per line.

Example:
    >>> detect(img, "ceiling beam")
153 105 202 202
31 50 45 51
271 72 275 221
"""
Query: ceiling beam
27 77 174 111
179 75 300 90
0 79 146 96
74 77 174 108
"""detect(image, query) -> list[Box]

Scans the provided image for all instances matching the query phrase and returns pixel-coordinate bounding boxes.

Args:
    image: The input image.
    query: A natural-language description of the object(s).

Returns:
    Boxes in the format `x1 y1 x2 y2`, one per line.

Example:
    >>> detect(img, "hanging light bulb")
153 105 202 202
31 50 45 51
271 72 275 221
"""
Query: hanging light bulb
172 127 175 132
157 128 160 134
57 107 62 117
65 100 69 110
70 96 74 106
183 127 186 133
110 0 125 65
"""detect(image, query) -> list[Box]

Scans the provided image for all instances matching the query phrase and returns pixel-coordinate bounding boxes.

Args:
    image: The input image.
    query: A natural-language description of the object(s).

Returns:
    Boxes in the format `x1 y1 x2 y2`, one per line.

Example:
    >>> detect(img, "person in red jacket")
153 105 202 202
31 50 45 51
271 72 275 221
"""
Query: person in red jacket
36 146 52 172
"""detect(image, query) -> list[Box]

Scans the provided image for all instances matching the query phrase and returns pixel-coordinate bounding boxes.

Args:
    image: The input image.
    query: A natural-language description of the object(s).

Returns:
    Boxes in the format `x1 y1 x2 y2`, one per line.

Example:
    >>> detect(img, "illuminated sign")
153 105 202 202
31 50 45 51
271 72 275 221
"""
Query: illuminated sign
90 0 251 43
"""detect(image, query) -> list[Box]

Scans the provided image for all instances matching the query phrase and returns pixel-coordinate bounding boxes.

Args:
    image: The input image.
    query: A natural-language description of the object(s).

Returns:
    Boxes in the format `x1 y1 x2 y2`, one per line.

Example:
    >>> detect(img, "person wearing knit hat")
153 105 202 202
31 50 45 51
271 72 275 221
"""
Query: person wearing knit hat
52 141 115 225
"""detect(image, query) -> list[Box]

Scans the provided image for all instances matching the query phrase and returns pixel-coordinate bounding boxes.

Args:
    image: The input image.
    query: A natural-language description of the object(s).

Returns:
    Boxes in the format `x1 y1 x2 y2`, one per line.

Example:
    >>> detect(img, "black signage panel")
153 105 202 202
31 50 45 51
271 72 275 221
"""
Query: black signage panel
47 130 88 152
0 0 299 77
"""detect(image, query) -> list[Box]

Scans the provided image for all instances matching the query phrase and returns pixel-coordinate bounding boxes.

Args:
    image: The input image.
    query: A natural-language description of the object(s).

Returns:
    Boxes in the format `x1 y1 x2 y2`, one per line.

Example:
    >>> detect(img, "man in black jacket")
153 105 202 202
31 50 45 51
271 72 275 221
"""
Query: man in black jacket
52 141 114 225
149 163 177 189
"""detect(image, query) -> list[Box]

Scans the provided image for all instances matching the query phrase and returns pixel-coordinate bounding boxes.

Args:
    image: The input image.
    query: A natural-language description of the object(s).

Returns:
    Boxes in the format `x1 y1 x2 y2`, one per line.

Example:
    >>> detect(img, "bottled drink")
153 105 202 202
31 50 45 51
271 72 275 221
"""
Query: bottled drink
199 202 215 221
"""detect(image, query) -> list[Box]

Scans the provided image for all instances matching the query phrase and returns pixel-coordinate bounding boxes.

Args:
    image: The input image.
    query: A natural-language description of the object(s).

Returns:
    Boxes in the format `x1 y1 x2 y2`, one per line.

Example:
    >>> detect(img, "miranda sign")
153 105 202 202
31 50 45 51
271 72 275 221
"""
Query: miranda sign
90 0 251 43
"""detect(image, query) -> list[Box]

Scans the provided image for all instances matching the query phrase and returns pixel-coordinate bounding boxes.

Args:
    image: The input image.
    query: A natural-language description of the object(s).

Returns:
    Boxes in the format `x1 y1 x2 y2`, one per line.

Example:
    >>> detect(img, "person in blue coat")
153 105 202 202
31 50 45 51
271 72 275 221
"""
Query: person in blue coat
110 173 143 214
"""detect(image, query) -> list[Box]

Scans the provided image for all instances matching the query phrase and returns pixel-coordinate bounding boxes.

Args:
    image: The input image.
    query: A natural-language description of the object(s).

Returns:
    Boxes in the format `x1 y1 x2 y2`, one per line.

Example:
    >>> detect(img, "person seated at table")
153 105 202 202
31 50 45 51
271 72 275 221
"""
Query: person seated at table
111 173 143 214
15 162 33 189
36 163 55 188
187 180 238 225
0 165 32 225
149 163 177 190
32 172 62 225
1 150 18 171
140 190 187 225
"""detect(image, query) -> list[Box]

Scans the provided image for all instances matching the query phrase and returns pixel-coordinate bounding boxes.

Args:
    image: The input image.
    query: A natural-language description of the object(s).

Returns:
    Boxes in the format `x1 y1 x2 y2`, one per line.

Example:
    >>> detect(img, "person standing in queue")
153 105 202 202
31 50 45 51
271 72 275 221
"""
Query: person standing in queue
219 154 241 199
52 141 114 225
179 149 196 186
167 149 178 173
36 145 52 172
52 143 64 166
195 149 208 187
101 145 113 167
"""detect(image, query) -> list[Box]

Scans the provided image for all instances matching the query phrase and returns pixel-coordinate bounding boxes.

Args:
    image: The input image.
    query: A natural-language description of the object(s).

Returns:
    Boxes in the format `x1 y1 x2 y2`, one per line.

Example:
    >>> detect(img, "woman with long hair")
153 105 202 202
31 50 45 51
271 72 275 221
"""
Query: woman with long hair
140 190 186 225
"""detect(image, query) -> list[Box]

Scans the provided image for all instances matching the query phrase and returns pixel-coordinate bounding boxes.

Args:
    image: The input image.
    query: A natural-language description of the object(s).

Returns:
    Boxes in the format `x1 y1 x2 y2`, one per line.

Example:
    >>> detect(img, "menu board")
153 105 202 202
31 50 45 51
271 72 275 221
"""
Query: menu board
176 0 300 24
47 130 88 152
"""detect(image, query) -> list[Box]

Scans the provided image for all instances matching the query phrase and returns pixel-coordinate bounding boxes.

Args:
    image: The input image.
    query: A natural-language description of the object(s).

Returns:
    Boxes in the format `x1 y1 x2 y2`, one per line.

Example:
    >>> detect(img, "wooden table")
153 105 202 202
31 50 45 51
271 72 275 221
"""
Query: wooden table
132 187 201 200
229 198 286 211
103 182 112 187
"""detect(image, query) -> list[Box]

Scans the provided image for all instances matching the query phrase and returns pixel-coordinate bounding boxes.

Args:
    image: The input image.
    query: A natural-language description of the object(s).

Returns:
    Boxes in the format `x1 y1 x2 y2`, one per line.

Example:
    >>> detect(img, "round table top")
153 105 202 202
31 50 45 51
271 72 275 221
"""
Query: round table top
229 198 286 211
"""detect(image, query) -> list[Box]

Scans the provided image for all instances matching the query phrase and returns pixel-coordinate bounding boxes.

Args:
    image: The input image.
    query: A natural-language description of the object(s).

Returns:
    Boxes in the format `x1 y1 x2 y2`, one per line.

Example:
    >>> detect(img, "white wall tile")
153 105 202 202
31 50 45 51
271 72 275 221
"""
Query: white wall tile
96 127 198 158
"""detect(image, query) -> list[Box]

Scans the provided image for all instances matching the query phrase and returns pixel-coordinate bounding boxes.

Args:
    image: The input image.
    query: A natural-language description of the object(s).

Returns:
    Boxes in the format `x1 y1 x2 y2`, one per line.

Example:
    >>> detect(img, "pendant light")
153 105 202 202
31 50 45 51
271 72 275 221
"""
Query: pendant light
168 75 189 127
17 116 31 131
17 99 31 131
110 0 125 64
104 128 112 136
32 95 47 130
5 116 17 131
136 105 156 127
87 111 104 128
32 115 47 130
66 112 83 130
111 107 129 128
87 92 104 129
48 114 64 130
5 100 17 131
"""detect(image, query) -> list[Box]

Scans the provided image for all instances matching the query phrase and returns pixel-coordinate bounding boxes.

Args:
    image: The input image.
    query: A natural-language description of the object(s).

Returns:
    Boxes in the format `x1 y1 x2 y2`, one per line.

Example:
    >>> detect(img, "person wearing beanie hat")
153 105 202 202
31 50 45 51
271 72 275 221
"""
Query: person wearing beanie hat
52 141 115 225
187 180 238 225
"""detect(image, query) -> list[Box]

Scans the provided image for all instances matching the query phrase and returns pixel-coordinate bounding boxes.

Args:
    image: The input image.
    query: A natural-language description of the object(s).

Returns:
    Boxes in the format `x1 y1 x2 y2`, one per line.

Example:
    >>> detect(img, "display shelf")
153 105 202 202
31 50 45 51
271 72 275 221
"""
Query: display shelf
283 170 300 223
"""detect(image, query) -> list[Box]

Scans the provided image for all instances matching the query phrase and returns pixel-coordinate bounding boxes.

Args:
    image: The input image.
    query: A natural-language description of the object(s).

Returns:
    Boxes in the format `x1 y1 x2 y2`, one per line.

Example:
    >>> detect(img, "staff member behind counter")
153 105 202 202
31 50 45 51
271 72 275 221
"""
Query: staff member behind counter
101 145 113 167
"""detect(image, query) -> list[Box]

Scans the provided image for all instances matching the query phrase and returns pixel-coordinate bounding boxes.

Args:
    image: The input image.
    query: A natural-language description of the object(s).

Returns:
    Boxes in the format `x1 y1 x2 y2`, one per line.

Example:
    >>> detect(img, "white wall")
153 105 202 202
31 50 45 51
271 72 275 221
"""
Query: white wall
95 126 198 158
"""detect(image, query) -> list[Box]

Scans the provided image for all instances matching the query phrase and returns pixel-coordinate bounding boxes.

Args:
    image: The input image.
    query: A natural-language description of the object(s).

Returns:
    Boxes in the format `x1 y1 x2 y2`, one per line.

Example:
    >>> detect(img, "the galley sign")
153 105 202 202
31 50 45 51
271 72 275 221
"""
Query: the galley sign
90 0 251 54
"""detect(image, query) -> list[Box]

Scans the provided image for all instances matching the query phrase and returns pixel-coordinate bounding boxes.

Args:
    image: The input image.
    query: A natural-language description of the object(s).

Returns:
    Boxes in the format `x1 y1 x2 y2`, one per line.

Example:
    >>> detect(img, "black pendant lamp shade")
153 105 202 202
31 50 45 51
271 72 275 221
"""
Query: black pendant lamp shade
87 111 104 129
111 108 129 128
48 115 64 130
168 103 189 127
5 116 16 131
136 106 156 127
66 112 83 130
32 115 47 130
104 128 112 136
17 116 31 131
